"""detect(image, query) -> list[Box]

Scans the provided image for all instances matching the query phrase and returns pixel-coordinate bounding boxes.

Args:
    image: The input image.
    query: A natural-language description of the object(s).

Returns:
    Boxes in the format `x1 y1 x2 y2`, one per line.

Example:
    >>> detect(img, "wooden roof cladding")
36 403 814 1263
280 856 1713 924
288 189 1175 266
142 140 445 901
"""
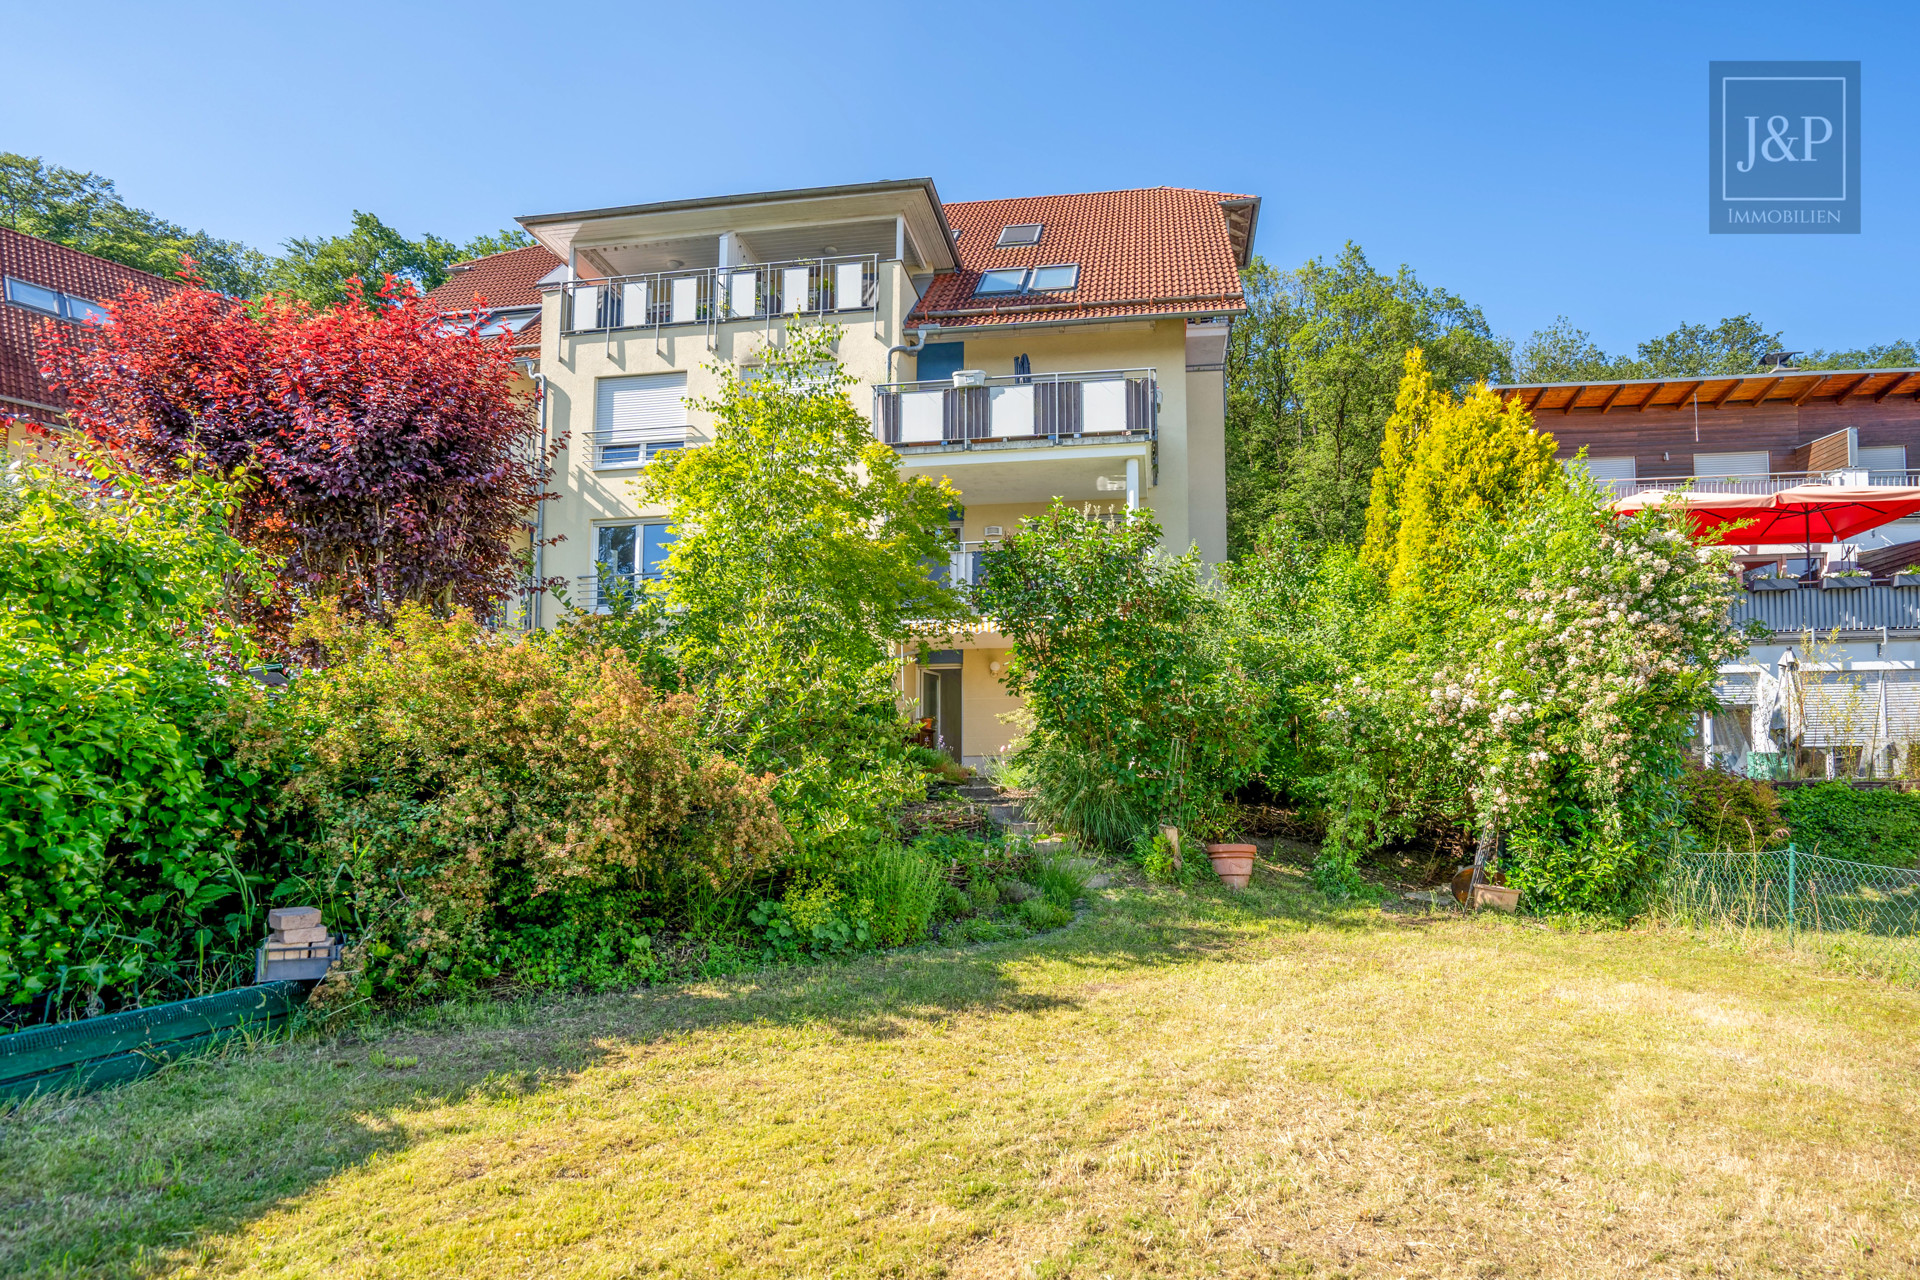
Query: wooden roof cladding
1497 368 1920 415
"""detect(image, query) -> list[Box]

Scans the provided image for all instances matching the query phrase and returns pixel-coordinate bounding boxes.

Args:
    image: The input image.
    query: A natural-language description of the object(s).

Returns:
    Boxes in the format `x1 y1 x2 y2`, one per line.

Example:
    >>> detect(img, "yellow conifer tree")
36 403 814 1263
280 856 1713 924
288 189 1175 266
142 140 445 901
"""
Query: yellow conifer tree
1359 352 1560 601
1359 348 1445 575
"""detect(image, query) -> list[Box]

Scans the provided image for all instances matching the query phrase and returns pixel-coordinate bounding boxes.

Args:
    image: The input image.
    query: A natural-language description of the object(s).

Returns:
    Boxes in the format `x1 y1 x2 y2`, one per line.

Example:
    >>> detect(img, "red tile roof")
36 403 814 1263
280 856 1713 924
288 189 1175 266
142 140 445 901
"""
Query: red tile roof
908 187 1255 331
425 243 562 314
0 226 183 426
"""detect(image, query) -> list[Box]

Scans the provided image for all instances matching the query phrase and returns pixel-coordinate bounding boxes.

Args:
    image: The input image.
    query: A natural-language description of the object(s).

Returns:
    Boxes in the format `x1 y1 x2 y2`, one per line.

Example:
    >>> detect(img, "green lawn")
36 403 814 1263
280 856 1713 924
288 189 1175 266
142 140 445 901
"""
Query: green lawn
5 863 1919 1278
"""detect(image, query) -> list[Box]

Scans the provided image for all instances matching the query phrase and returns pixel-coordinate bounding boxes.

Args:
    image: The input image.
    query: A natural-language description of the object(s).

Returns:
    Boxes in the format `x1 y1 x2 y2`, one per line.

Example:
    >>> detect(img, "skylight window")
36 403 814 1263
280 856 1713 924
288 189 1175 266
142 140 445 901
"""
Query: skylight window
1027 264 1080 292
5 277 114 325
5 277 63 316
64 297 111 325
970 265 1082 299
974 269 1027 296
995 223 1043 247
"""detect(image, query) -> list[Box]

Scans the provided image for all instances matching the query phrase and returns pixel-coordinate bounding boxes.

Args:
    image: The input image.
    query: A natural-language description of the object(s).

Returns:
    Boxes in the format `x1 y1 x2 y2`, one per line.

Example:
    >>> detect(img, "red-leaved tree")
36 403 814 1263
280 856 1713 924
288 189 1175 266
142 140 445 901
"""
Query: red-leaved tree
38 275 560 624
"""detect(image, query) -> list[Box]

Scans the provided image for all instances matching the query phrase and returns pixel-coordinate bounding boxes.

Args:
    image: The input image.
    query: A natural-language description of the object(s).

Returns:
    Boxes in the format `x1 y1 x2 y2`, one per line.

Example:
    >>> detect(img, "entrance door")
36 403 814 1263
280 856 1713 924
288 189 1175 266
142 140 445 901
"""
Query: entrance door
922 669 964 760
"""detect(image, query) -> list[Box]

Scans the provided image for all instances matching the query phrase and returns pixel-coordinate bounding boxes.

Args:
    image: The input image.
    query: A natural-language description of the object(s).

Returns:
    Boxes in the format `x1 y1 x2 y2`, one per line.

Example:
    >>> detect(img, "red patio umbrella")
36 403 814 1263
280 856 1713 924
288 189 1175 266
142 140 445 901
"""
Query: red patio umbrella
1609 489 1776 543
1611 485 1920 546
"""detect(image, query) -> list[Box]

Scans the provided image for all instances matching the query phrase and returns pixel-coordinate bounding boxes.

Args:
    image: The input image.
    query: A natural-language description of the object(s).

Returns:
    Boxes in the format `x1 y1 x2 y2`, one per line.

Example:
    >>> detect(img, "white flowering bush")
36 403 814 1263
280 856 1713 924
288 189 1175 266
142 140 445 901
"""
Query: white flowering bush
1313 472 1748 911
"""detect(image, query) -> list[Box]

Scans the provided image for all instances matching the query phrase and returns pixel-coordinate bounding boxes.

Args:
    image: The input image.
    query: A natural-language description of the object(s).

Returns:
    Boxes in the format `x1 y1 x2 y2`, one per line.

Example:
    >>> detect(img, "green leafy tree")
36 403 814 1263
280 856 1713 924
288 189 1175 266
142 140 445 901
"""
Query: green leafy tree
1514 317 1634 383
1516 313 1789 382
1225 244 1509 555
268 211 530 307
0 152 271 297
1797 340 1920 371
1634 314 1783 377
637 328 964 865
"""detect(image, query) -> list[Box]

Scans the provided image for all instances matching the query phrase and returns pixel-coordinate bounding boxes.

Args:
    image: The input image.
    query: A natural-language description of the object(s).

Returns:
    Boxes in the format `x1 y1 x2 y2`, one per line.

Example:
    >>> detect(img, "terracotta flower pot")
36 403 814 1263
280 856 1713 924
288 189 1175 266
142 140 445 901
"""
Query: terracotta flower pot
1204 843 1256 889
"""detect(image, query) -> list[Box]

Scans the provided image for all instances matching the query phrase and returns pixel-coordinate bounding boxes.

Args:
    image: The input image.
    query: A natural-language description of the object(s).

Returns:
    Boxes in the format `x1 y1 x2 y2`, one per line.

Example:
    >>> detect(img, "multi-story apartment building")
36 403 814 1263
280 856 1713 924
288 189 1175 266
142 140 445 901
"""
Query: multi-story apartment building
0 226 181 453
441 178 1257 764
1497 368 1920 779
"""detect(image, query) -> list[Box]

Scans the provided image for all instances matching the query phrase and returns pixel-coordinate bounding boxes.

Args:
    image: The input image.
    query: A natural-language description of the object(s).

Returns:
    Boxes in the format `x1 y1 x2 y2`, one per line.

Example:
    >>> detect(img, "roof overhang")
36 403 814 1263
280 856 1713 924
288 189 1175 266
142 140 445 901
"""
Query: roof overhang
1497 368 1920 415
518 178 958 274
1218 197 1259 268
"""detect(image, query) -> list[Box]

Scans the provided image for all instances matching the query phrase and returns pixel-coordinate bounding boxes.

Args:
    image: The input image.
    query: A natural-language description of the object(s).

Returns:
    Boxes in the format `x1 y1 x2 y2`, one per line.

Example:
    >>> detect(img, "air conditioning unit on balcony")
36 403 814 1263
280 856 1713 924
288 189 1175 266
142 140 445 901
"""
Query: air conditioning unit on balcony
1096 474 1128 492
983 525 1005 539
952 369 987 387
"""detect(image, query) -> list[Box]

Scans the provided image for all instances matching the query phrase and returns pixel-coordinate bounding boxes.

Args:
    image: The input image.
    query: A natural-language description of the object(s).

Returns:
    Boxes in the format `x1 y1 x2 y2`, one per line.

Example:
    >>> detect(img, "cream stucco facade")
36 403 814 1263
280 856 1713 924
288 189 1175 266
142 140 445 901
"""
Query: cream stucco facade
516 179 1241 765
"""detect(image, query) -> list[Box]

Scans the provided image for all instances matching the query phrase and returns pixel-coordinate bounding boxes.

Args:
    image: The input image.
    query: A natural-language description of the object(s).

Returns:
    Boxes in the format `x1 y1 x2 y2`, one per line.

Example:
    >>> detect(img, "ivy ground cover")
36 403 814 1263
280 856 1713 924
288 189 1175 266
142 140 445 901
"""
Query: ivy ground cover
4 864 1917 1278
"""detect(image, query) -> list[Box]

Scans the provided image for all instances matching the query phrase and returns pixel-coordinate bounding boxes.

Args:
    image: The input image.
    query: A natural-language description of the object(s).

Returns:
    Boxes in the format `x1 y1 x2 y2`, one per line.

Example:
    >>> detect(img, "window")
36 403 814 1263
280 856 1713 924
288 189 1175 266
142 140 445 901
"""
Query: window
593 372 688 469
473 310 536 336
974 269 1025 296
594 522 678 608
1026 264 1079 292
1694 451 1770 479
1569 455 1636 496
63 296 111 325
1859 445 1907 477
995 224 1043 247
970 265 1081 299
5 277 63 315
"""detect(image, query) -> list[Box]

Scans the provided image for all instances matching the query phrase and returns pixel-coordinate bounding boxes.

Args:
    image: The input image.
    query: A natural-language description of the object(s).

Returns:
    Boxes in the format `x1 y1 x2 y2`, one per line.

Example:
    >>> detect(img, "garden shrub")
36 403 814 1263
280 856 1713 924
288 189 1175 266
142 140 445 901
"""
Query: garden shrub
1781 783 1920 868
1680 764 1783 851
1296 379 1745 909
285 605 788 1004
0 457 282 1020
1504 809 1659 916
975 504 1262 853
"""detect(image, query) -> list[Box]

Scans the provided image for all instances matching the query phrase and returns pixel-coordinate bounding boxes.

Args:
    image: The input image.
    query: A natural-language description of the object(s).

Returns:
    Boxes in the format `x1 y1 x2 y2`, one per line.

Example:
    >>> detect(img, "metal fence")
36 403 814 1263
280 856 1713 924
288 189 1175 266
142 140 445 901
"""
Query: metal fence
1658 846 1920 985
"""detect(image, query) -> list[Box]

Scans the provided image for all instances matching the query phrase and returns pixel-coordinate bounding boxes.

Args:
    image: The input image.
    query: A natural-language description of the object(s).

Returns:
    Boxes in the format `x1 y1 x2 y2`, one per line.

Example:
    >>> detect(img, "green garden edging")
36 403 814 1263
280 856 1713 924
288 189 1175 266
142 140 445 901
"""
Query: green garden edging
0 981 306 1102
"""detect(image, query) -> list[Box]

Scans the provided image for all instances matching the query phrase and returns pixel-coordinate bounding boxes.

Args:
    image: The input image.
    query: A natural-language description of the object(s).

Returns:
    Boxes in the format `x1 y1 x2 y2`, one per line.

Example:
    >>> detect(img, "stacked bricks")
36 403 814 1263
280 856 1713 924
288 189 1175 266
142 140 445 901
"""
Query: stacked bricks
265 907 331 959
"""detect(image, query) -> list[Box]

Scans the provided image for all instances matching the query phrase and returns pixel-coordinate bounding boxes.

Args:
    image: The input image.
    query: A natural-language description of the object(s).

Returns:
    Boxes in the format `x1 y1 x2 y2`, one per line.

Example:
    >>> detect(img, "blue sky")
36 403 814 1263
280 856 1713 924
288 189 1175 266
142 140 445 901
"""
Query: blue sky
5 1 1911 357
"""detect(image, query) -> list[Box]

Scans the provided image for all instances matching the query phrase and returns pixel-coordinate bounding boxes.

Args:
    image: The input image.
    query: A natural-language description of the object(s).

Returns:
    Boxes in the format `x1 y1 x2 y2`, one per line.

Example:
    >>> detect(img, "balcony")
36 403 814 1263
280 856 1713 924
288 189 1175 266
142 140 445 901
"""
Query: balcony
562 254 879 334
1621 469 1920 497
873 369 1156 449
1735 583 1920 636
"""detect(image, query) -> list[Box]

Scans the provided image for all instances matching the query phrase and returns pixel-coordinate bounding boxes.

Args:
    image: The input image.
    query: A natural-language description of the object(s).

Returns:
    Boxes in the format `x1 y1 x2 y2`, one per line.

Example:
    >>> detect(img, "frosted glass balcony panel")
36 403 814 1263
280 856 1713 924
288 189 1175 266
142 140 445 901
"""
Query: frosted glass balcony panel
900 390 944 444
670 276 699 324
989 384 1033 436
1083 378 1127 433
835 262 864 310
782 267 810 314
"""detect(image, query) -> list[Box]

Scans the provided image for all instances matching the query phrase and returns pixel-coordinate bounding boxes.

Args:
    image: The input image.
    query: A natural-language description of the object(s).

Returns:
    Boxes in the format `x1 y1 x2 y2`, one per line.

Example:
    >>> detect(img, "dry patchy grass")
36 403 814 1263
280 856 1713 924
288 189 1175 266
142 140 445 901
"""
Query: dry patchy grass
3 865 1918 1278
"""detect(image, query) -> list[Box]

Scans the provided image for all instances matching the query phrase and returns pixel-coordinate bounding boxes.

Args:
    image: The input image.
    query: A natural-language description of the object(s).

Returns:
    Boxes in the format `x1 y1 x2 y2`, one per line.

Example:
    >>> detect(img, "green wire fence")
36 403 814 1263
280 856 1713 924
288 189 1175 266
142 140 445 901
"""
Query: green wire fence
1659 845 1920 986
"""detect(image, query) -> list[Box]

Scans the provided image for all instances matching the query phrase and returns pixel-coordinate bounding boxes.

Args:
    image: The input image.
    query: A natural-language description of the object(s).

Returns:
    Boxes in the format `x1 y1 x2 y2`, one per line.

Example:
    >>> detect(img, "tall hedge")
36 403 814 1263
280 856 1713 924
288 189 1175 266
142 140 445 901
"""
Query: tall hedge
1781 783 1920 868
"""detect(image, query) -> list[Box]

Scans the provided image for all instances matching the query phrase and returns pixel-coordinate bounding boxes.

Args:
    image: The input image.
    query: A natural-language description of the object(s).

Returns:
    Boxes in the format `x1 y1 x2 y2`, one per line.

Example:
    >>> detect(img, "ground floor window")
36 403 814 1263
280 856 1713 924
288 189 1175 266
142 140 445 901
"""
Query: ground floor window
594 522 677 610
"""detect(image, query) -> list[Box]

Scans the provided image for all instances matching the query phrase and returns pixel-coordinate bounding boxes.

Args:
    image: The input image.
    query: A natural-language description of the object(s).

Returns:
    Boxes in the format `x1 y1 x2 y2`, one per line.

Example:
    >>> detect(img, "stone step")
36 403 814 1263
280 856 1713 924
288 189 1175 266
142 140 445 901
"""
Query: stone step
957 785 1000 801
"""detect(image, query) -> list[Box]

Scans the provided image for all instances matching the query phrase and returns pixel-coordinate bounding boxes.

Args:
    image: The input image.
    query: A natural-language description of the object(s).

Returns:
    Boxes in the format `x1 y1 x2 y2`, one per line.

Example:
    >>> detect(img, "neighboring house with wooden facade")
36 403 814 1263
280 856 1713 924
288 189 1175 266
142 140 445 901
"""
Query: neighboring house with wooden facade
1497 369 1920 780
432 178 1257 764
0 226 181 453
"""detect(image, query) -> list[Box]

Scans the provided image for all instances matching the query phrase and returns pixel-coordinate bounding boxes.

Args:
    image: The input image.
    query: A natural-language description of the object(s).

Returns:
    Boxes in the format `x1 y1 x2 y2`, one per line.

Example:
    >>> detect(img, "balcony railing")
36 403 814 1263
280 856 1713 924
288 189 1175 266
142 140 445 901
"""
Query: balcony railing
1622 468 1920 497
873 369 1156 447
590 432 684 470
573 571 662 614
561 254 879 334
1735 583 1920 634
